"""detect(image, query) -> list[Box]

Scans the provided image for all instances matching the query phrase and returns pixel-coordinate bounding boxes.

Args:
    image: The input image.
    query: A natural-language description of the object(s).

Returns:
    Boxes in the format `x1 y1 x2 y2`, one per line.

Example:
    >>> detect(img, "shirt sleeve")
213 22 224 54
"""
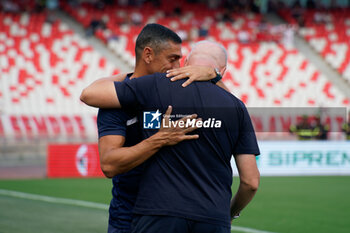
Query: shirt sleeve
114 74 157 110
97 108 128 138
232 101 260 156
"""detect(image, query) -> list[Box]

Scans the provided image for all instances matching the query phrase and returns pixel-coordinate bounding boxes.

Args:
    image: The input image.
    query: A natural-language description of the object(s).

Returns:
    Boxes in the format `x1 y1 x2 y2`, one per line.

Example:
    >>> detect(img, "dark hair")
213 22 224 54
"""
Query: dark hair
135 23 182 61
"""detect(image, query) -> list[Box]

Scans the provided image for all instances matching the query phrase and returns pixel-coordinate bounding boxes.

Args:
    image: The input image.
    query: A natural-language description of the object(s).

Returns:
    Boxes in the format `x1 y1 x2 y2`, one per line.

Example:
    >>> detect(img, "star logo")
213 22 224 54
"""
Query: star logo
150 110 162 122
143 110 162 129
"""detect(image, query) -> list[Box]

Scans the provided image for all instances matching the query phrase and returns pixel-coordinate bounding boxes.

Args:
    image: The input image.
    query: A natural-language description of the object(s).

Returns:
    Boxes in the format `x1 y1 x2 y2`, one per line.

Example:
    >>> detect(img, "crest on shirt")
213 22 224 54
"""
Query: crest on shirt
126 117 138 126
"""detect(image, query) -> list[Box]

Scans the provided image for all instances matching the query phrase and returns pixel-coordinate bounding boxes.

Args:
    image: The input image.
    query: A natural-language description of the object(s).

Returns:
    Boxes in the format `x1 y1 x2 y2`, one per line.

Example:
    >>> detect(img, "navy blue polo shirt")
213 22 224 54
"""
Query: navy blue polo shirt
114 73 260 227
97 75 143 231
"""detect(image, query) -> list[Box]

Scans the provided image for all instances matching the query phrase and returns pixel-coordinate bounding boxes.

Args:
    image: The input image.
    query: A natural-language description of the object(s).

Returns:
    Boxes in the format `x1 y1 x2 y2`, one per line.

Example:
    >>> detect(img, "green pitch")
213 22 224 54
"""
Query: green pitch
0 176 349 233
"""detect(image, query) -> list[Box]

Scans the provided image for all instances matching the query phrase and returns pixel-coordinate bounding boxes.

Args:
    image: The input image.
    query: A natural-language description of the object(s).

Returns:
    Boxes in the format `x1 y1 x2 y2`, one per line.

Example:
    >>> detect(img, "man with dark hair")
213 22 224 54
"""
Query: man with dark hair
82 23 185 108
83 40 260 233
81 24 222 233
134 23 182 62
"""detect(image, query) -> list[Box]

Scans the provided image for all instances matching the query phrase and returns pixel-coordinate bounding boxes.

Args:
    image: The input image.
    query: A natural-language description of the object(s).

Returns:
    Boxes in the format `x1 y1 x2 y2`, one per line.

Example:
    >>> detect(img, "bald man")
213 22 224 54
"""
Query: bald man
107 41 260 233
165 40 228 88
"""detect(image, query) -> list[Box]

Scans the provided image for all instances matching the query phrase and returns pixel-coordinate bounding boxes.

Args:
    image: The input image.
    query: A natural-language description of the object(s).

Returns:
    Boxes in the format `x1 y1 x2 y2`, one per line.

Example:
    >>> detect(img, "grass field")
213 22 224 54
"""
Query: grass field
0 176 350 233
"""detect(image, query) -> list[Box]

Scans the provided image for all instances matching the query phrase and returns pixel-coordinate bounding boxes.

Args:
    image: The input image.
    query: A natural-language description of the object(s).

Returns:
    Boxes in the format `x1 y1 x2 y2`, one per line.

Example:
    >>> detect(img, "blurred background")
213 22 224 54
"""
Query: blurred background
0 0 350 232
1 0 349 177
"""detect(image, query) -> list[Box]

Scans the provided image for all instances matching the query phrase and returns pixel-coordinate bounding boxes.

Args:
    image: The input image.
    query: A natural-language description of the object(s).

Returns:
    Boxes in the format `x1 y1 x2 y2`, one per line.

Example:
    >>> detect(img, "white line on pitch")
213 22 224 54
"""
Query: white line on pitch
0 189 277 233
231 226 277 233
0 189 109 210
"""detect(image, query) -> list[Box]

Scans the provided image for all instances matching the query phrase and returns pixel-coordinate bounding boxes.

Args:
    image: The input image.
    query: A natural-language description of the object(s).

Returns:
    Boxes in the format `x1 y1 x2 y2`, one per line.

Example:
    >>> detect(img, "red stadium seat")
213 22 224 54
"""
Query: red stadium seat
1 11 115 135
0 117 4 137
32 116 49 137
1 2 349 140
10 116 22 138
279 8 350 82
1 115 96 139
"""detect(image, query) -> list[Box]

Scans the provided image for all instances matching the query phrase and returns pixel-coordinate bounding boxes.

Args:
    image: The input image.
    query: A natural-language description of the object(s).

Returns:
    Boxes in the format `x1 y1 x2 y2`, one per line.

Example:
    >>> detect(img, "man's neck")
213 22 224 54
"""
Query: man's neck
130 64 150 79
129 72 142 79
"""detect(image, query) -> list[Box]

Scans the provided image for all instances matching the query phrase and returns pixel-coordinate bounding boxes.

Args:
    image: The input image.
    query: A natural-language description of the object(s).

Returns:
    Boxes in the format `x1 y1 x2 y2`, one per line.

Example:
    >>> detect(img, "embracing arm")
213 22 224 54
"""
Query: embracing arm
99 107 199 177
230 154 260 220
166 65 230 92
80 73 127 108
99 134 167 177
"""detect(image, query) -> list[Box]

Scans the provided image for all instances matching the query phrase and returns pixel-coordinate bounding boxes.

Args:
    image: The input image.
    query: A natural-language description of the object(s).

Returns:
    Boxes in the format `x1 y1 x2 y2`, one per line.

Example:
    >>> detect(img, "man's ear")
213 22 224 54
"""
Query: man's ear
220 66 226 76
143 47 154 64
184 57 188 66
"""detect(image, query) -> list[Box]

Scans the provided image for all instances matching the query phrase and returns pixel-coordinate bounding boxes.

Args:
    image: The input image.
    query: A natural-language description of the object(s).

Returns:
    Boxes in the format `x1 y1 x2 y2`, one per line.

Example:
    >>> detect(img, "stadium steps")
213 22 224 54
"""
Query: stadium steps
54 10 133 73
0 140 46 166
265 13 350 100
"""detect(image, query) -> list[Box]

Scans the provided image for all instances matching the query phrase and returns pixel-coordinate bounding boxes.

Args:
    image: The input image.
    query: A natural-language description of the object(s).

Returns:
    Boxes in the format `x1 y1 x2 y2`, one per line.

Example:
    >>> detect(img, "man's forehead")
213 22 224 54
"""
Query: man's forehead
164 42 182 57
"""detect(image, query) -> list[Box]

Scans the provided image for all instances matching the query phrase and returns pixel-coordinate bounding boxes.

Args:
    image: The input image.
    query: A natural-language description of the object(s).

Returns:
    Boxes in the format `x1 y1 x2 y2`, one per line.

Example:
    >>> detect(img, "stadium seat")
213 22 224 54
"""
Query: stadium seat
0 10 117 139
1 2 349 140
0 116 4 137
2 115 97 139
279 8 350 83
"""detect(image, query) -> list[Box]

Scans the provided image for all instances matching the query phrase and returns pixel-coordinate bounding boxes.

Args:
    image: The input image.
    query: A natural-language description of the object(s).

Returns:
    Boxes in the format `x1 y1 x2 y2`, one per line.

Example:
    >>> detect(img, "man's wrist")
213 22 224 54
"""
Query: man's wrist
147 132 168 149
231 213 240 221
211 68 222 84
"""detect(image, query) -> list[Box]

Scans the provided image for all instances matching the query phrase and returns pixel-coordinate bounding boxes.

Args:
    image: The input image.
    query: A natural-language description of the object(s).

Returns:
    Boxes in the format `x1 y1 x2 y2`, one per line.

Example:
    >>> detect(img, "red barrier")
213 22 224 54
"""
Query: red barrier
47 144 104 178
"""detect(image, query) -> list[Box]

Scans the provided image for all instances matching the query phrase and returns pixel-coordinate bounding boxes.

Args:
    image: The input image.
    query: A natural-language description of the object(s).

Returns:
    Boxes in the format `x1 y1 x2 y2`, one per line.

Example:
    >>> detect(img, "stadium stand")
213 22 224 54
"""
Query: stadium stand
62 0 349 107
278 8 350 83
0 10 118 140
223 42 349 107
1 0 349 141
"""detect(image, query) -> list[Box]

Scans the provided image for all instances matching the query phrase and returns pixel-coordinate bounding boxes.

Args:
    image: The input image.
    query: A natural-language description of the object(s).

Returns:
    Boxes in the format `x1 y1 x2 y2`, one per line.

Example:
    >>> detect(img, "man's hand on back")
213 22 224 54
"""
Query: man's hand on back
150 105 200 146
